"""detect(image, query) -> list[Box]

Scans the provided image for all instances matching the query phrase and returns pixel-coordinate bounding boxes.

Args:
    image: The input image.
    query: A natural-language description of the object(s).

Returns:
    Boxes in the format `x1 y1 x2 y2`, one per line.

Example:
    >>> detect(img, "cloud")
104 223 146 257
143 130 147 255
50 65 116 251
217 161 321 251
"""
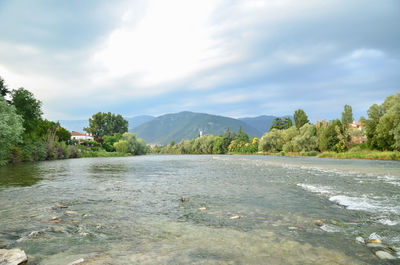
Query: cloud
0 0 399 121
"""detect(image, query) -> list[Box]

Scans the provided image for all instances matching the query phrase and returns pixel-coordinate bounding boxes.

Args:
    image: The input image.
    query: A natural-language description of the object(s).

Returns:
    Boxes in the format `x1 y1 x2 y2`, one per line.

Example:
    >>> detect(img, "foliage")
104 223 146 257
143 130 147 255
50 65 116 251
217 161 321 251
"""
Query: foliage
11 87 43 137
341 104 353 126
364 92 400 151
318 119 343 152
114 140 128 153
294 109 309 129
259 129 284 152
270 117 292 131
85 112 128 138
121 132 149 155
0 98 24 165
0 76 10 99
292 124 318 152
102 133 122 152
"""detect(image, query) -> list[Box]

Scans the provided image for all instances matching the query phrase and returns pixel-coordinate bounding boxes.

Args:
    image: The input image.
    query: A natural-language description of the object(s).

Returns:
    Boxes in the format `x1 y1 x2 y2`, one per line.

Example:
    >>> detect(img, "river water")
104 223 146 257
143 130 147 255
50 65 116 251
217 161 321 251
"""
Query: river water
0 155 400 264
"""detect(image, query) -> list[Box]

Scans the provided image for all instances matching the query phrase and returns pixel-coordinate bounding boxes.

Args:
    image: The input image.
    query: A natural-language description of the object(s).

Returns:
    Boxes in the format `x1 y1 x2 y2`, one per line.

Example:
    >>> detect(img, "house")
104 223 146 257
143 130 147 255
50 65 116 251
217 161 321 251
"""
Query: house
71 131 94 141
350 121 362 130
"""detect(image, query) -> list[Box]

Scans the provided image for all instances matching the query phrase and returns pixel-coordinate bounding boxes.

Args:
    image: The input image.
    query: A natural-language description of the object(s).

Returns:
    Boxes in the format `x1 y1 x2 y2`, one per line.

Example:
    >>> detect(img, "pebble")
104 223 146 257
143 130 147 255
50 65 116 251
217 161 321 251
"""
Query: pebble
56 204 68 209
375 251 396 260
288 227 297 230
230 215 241 220
367 239 382 244
313 219 324 227
0 248 28 265
67 258 85 265
355 236 365 245
65 211 75 215
180 197 189 202
49 218 63 225
198 207 206 211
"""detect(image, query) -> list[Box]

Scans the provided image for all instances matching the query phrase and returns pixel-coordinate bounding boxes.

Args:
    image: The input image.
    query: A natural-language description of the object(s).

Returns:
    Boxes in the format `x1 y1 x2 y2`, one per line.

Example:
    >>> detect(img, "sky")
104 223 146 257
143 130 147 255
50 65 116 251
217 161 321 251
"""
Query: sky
0 0 399 122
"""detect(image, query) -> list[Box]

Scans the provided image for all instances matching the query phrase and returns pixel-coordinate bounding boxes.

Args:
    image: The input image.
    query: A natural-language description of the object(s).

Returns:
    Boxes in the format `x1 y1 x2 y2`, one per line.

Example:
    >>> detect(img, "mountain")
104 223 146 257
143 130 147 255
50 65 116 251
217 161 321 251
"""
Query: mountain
239 115 294 135
238 115 277 135
59 120 88 133
131 111 261 145
126 115 155 130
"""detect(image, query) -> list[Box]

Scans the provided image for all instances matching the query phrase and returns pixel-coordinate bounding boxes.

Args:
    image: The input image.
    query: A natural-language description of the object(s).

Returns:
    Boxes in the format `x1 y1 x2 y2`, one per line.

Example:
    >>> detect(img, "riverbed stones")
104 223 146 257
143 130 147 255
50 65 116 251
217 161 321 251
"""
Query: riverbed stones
180 196 189 202
375 250 396 260
198 207 206 211
67 258 85 265
355 236 365 244
230 215 241 220
313 219 324 227
55 204 68 209
49 218 63 224
0 248 28 265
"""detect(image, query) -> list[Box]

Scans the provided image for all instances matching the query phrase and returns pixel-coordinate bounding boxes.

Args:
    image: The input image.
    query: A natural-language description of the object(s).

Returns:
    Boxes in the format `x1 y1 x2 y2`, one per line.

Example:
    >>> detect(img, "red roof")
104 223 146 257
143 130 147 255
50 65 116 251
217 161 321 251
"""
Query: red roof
71 131 87 136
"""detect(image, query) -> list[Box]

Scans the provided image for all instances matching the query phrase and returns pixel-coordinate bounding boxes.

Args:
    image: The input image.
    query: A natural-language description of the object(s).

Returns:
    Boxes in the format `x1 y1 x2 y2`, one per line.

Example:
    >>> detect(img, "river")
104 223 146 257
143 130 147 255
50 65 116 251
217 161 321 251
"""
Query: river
0 155 400 264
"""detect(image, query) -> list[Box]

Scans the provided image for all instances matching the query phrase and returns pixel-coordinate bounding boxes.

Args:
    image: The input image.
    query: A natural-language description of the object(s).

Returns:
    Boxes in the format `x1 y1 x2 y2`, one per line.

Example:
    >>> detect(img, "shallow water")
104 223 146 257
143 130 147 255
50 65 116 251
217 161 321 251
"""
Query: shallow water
1 155 400 264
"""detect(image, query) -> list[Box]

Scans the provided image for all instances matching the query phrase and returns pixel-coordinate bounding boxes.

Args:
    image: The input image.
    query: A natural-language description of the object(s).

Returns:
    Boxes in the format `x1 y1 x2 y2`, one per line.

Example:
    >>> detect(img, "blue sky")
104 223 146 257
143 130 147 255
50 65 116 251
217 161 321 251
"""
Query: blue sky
0 0 399 122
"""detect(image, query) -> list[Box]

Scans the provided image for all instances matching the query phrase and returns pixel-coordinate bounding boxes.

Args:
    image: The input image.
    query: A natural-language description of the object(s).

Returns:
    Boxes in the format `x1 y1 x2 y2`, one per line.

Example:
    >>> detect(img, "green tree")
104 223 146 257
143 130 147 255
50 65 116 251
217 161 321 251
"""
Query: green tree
0 76 10 99
11 88 42 137
85 112 128 138
270 117 291 131
341 105 354 126
121 132 149 155
103 133 122 152
114 140 128 153
236 126 249 142
318 119 343 152
292 124 318 152
0 98 24 165
259 129 284 152
294 109 309 129
364 93 400 150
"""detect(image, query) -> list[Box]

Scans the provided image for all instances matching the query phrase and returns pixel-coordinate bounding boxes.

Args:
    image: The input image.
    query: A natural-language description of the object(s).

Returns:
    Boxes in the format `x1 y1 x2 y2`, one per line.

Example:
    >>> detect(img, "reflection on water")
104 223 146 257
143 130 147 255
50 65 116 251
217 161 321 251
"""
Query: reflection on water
0 163 43 187
0 155 400 264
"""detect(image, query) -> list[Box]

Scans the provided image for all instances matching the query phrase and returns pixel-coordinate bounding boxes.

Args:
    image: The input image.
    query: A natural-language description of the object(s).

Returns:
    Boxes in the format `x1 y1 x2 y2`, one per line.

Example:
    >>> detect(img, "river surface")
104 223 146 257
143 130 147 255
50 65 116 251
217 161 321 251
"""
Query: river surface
1 155 400 264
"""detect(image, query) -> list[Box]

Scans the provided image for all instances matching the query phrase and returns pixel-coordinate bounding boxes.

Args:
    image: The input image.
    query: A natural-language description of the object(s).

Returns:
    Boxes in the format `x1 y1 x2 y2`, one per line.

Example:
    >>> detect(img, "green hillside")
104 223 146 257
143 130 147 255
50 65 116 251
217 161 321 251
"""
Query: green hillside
131 111 261 145
238 115 293 135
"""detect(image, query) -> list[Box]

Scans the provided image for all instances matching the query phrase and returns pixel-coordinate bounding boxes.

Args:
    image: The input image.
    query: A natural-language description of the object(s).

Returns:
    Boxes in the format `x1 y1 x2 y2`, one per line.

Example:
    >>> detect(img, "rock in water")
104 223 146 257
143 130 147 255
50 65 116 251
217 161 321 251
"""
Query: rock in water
375 251 396 260
355 236 365 245
0 248 28 265
313 219 324 227
67 258 85 265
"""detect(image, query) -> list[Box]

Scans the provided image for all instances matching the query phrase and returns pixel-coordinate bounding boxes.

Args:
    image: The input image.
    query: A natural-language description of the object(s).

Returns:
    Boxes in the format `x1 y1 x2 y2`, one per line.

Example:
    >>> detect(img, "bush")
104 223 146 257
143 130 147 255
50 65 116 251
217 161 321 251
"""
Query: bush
68 145 81 158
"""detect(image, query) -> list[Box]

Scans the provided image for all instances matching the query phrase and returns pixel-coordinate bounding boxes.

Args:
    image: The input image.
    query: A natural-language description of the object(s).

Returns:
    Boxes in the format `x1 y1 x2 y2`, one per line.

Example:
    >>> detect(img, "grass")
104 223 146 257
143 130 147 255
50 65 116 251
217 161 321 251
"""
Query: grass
317 151 400 160
256 148 400 160
82 150 131 157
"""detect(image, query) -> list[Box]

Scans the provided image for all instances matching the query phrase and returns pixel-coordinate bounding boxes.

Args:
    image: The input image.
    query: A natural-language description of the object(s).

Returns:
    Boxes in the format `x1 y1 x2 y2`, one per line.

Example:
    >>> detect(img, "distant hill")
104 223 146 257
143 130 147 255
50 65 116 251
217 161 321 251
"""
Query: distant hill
131 111 261 145
239 115 294 135
126 115 155 130
238 115 277 135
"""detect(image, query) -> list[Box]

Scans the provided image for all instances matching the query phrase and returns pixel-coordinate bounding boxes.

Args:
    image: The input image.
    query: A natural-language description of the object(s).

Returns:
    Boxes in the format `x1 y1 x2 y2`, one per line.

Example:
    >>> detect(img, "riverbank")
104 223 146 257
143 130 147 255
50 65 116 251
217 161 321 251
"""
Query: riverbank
253 150 400 161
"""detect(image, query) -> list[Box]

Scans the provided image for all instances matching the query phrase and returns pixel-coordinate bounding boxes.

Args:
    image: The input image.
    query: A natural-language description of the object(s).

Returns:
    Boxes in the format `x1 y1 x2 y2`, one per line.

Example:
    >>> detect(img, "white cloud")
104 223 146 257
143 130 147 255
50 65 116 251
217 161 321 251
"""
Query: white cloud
90 0 240 92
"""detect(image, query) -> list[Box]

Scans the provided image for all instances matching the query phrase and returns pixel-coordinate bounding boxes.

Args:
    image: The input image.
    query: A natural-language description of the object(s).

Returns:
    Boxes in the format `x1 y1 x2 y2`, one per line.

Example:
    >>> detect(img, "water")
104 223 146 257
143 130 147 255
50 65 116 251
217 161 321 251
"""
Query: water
0 155 400 264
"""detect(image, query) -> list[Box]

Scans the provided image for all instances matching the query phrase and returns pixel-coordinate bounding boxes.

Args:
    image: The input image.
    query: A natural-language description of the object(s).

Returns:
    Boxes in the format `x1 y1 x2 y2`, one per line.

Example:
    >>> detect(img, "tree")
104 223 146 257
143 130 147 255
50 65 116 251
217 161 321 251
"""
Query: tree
259 129 284 152
318 119 343 152
270 117 291 131
114 140 128 153
85 112 128 138
294 109 309 129
236 126 249 142
292 124 318 152
0 98 24 165
121 132 148 155
11 88 42 137
0 76 10 99
341 105 354 126
363 93 400 151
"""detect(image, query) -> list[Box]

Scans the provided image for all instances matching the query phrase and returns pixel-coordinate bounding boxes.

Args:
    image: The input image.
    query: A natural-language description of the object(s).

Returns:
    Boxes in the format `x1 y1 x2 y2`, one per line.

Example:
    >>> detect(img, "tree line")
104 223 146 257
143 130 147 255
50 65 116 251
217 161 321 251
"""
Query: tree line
154 92 400 155
0 76 148 166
